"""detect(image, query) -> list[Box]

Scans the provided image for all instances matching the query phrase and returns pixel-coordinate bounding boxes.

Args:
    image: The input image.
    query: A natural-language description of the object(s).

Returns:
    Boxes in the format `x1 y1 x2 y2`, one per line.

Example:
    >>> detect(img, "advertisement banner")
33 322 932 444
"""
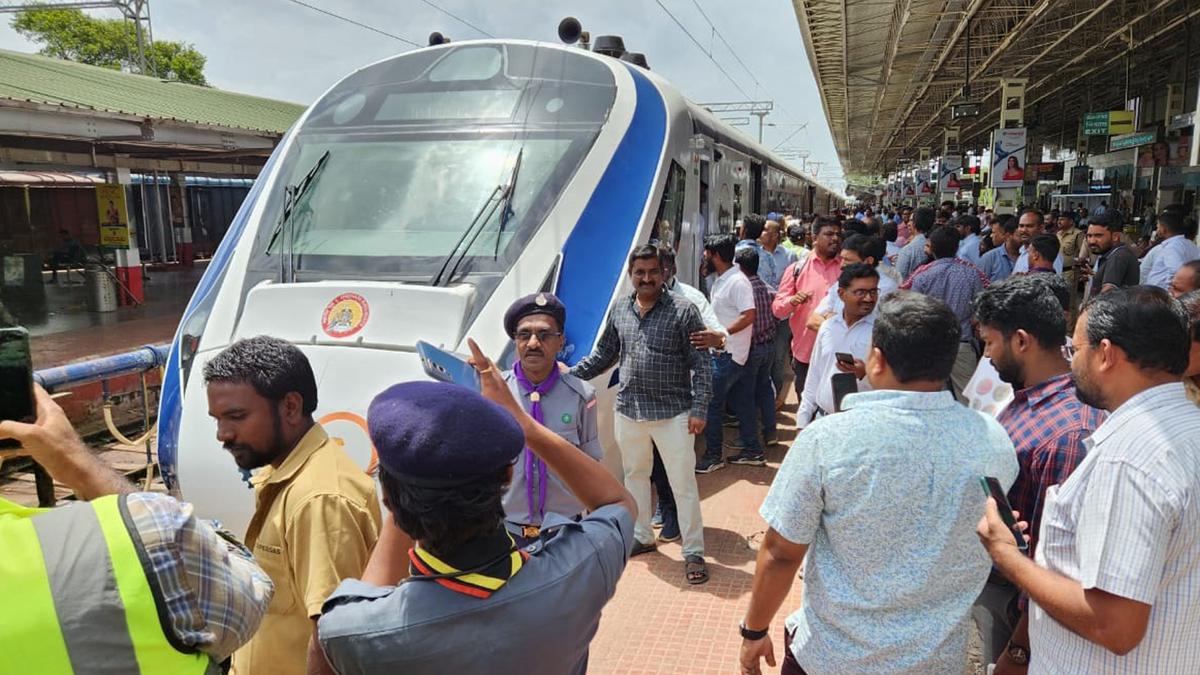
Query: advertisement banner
938 156 963 193
990 128 1027 189
916 169 934 196
95 183 130 248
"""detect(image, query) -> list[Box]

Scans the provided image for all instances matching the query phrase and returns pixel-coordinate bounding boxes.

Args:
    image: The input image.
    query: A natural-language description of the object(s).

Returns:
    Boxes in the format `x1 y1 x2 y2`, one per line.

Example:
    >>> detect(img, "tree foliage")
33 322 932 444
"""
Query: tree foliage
12 8 208 86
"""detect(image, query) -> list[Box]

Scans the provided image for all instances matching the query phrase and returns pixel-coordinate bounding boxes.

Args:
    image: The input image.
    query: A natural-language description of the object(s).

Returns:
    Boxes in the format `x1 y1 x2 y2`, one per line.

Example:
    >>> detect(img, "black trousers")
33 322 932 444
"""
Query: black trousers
791 358 810 402
782 628 809 675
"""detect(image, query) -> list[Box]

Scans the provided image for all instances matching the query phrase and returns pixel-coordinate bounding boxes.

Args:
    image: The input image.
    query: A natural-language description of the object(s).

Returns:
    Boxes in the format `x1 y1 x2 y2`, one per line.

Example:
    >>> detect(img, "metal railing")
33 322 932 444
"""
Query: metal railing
2 343 171 506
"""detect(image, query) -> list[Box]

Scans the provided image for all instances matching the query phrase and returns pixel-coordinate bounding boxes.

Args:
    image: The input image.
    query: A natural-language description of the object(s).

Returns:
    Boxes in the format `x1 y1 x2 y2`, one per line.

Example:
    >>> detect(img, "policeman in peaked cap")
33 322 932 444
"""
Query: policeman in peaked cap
500 292 603 547
315 340 637 675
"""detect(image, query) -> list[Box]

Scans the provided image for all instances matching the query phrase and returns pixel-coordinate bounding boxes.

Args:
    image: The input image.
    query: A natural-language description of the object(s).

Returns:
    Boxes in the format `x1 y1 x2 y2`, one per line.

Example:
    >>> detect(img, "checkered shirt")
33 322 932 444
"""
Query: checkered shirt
995 373 1105 556
747 273 777 346
901 257 990 340
572 290 712 421
125 492 275 660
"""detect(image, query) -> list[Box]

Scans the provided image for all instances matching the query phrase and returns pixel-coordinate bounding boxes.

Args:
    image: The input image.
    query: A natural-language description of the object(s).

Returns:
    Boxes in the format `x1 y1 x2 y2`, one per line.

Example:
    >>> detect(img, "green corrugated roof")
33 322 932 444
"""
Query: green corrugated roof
0 48 306 134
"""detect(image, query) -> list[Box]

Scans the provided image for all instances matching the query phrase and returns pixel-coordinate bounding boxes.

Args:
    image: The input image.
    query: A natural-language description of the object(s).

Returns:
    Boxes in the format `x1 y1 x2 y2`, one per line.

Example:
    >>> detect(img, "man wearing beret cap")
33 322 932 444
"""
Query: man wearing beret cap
315 340 637 675
499 292 604 546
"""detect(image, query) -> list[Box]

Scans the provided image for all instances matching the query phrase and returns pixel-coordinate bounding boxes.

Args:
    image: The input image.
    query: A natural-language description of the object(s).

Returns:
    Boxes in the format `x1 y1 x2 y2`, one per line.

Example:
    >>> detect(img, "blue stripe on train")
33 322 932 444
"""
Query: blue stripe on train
160 65 666 482
557 66 667 365
156 140 290 487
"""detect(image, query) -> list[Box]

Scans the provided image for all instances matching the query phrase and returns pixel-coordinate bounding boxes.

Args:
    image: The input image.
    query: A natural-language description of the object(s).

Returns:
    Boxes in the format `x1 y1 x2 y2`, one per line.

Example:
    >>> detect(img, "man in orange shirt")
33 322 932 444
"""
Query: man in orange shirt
773 216 843 409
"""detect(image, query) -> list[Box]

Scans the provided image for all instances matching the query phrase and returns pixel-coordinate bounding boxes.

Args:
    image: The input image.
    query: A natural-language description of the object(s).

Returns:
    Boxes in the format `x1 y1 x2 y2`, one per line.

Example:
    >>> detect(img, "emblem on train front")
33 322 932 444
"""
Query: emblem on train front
321 292 370 338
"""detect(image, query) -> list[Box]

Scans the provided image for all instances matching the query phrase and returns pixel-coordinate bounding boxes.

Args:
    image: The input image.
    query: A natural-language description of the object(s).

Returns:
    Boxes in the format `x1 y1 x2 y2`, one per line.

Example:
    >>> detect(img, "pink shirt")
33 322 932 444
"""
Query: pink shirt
772 255 843 363
896 220 912 247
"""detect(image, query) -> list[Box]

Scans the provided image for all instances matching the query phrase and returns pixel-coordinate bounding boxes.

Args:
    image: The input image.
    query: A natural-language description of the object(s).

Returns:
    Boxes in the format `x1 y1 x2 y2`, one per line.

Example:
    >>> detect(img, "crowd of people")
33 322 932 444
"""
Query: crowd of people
1 201 1199 674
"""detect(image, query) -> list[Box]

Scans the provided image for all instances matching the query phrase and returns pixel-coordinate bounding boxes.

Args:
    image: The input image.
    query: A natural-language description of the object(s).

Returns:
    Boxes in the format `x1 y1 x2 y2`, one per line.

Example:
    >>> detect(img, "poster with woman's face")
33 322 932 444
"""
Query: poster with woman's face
938 157 963 193
990 127 1027 189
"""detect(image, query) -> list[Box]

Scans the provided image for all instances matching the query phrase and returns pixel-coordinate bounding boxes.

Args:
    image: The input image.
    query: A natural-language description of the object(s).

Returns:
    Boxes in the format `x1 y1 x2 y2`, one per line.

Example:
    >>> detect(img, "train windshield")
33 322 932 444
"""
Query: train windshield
245 43 616 292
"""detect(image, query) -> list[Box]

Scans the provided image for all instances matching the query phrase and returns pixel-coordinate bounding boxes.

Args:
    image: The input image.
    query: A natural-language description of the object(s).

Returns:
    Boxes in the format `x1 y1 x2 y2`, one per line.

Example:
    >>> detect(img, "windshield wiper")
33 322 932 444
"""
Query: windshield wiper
431 147 523 287
266 150 331 283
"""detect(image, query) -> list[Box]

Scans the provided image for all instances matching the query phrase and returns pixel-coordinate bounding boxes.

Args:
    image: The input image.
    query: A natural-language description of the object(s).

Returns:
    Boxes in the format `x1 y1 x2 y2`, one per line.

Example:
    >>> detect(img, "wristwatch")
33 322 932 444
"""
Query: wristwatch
739 622 769 641
1006 643 1030 666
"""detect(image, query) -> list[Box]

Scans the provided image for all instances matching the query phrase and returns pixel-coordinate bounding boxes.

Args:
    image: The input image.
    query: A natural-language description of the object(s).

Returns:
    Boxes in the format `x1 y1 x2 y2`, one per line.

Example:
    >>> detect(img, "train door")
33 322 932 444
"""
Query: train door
751 162 763 214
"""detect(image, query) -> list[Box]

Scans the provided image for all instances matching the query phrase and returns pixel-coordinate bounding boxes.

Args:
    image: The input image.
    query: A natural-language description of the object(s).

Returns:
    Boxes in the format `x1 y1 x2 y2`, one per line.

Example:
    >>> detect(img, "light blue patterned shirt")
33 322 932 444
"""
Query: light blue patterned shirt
761 389 1018 674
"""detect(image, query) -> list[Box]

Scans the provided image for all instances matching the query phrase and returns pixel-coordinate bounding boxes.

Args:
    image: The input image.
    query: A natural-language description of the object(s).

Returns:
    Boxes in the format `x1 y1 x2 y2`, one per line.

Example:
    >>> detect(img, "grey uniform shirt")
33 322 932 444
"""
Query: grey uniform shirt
501 370 603 526
317 504 635 675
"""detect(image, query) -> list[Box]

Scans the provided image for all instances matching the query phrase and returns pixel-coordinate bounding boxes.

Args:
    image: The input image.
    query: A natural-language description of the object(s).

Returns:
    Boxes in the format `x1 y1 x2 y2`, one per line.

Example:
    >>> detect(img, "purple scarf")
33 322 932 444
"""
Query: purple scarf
513 361 560 522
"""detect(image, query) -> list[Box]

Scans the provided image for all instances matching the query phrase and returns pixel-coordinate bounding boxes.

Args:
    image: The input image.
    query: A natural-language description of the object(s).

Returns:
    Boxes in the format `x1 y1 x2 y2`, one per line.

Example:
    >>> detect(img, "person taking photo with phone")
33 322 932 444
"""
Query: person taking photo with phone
315 340 636 674
978 286 1200 673
0 384 274 673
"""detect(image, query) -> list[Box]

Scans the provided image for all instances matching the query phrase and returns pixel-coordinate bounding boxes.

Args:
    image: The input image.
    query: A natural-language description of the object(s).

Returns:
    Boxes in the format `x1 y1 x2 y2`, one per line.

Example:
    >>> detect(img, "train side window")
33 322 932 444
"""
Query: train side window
651 161 686 250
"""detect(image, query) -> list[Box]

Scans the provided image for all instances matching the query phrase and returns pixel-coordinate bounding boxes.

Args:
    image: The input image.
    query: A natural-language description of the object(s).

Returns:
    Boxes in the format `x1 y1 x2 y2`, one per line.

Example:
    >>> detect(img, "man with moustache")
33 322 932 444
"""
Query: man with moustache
205 336 380 675
500 293 603 547
773 217 843 407
796 263 880 426
978 287 1200 673
1011 210 1064 275
573 245 713 584
970 276 1105 672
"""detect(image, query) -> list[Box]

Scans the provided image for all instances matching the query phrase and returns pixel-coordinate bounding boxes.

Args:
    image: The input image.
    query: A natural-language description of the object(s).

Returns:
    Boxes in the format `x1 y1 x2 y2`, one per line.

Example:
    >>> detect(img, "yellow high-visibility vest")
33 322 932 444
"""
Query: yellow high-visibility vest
0 494 213 674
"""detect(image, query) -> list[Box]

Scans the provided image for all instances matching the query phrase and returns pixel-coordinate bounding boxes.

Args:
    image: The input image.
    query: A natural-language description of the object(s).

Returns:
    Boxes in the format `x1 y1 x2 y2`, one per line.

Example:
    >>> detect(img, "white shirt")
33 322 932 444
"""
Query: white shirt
709 266 755 365
1012 246 1064 274
814 265 899 316
1031 382 1200 674
669 280 724 333
1139 245 1159 284
1143 234 1200 289
797 310 876 425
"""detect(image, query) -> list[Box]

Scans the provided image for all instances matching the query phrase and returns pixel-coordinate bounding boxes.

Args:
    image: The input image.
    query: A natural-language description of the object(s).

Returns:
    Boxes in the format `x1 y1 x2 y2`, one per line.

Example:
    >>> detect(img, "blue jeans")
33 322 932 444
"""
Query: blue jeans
704 352 762 459
749 342 777 439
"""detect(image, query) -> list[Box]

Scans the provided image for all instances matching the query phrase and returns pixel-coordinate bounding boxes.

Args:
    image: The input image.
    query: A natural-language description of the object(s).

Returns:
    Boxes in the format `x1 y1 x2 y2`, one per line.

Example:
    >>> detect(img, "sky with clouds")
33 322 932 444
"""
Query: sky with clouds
0 0 844 189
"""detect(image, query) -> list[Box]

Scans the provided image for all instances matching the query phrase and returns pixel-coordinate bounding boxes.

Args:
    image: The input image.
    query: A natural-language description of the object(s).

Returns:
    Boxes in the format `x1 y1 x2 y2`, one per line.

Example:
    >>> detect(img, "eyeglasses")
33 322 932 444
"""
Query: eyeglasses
848 288 880 298
515 330 563 343
1061 343 1077 362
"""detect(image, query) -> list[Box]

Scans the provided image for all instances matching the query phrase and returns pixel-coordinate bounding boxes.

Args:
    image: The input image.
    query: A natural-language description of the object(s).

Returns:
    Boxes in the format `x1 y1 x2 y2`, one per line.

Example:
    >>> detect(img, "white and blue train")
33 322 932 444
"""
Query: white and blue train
157 37 844 533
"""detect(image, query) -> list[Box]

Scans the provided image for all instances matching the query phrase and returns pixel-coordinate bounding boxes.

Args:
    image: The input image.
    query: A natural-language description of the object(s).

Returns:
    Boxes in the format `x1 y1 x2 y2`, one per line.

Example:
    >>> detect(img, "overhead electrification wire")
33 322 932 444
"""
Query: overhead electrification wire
415 0 494 38
772 124 807 151
688 0 761 90
653 0 753 101
283 0 421 47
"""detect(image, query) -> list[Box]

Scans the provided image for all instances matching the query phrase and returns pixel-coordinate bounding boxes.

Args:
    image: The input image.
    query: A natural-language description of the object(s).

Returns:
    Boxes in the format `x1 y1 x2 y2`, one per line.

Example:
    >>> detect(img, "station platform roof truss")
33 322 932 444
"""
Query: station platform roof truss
792 0 1200 180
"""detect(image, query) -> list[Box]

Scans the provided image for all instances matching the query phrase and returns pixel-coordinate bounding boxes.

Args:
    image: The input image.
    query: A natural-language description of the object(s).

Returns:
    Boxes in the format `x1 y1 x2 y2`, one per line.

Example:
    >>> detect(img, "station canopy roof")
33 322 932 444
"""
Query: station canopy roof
791 0 1200 182
0 48 303 133
0 49 307 176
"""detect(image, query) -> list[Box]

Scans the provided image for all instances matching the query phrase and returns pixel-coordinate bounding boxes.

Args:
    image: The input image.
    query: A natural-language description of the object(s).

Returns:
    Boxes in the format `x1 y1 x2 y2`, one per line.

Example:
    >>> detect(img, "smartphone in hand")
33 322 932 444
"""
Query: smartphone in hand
835 352 855 368
980 476 1029 551
416 340 480 392
0 327 34 449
